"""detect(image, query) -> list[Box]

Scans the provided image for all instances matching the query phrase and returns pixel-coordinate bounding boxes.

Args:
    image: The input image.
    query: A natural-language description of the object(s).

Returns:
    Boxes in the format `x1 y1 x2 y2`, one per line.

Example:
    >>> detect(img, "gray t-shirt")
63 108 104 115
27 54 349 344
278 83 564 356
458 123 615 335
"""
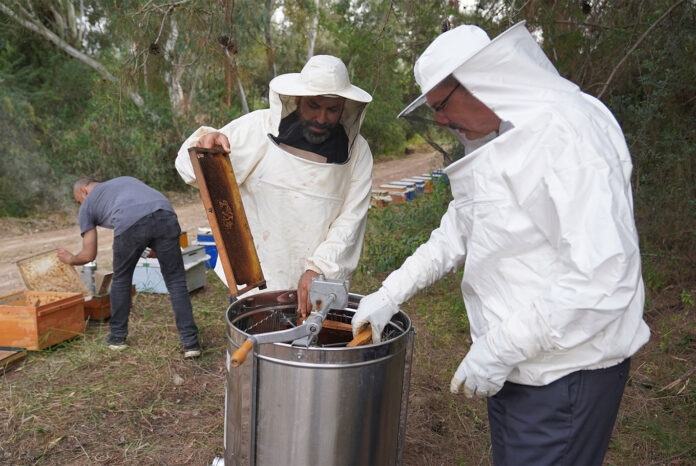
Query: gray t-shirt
78 176 174 236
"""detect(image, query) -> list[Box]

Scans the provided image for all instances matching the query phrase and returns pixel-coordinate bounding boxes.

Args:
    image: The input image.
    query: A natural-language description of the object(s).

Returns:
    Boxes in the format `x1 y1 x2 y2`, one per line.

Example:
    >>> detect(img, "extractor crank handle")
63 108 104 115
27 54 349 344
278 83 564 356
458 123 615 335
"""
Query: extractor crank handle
310 292 337 320
230 340 254 368
231 323 319 366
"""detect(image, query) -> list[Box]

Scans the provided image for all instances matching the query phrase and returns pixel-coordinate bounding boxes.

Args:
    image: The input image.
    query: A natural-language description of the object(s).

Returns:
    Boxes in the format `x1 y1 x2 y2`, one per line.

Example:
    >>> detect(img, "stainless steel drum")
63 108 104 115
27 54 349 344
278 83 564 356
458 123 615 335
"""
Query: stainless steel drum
224 290 415 466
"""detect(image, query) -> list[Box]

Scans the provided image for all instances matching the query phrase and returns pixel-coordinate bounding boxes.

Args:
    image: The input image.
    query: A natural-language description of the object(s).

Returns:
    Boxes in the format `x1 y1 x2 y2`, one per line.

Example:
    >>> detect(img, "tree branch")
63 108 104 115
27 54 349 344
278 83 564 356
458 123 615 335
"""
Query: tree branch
597 0 685 99
658 365 695 392
372 0 394 45
0 2 145 107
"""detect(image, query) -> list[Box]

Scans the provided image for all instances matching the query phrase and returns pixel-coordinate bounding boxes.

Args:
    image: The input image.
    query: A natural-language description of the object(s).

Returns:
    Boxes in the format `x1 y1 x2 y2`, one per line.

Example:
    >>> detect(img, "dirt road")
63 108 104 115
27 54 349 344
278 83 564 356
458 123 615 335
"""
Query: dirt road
0 150 442 296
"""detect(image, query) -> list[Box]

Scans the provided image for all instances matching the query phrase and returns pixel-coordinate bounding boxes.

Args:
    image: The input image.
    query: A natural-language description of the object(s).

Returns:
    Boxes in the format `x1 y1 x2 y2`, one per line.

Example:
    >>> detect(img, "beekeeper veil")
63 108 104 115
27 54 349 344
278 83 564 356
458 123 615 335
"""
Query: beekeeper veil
398 21 581 165
268 55 372 158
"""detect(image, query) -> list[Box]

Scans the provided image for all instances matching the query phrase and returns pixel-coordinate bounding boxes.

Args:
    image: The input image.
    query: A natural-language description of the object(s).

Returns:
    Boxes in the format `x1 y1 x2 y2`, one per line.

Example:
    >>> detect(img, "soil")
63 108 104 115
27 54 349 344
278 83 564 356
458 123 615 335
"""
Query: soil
0 150 442 298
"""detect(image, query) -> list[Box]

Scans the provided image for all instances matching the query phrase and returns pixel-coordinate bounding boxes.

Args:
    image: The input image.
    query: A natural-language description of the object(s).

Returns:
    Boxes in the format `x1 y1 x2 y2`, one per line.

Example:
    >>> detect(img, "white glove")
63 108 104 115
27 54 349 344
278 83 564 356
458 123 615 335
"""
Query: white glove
450 336 512 398
351 287 399 343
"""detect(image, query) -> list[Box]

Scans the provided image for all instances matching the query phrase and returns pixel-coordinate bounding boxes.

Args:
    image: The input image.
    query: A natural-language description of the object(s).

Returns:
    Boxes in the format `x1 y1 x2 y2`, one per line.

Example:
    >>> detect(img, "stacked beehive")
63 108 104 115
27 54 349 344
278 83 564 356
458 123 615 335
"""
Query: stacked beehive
369 171 446 209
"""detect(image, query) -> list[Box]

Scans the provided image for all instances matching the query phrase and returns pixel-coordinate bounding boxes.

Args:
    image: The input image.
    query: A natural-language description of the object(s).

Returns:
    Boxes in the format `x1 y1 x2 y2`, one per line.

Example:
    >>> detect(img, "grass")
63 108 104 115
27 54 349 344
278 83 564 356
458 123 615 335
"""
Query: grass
1 183 695 465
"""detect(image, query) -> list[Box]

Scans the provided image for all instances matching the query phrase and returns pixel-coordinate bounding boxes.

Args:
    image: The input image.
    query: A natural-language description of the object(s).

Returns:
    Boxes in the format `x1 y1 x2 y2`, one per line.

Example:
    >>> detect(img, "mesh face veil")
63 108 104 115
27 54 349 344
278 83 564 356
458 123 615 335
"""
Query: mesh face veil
401 93 482 166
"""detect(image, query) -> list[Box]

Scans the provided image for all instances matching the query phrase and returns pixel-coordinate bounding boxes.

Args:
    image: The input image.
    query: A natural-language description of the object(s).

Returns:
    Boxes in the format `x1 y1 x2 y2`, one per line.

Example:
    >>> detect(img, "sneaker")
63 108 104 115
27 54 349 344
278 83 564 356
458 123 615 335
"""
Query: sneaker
184 343 201 359
103 334 128 351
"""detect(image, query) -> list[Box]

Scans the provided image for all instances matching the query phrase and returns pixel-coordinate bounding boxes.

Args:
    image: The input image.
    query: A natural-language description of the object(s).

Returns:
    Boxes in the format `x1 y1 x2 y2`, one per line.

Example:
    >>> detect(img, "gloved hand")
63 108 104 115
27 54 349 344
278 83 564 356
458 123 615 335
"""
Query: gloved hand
450 336 512 398
351 287 399 343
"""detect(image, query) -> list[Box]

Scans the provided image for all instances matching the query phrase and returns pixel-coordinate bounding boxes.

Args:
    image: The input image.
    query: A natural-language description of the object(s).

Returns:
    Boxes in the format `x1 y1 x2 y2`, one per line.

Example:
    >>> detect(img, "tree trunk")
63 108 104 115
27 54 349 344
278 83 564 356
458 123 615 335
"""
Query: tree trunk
224 0 233 108
236 70 249 114
264 0 277 78
229 53 249 114
307 0 320 60
222 48 249 114
0 2 144 108
164 17 187 116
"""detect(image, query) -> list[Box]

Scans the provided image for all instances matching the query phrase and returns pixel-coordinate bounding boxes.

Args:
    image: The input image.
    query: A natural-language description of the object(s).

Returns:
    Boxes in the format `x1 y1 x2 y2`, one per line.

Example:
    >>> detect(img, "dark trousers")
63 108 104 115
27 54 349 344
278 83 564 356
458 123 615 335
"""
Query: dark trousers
487 358 630 466
110 210 198 347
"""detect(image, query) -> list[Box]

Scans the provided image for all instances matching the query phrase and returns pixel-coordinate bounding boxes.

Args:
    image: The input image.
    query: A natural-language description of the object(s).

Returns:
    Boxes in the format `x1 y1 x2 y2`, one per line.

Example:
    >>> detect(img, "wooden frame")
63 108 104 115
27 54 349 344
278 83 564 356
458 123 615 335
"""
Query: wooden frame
188 147 266 297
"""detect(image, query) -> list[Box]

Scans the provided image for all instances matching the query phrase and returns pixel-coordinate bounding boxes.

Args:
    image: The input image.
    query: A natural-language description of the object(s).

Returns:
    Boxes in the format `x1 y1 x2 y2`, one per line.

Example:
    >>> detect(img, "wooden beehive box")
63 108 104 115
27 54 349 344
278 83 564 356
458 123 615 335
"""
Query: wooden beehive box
0 291 85 350
83 285 135 321
83 294 111 321
1 347 27 372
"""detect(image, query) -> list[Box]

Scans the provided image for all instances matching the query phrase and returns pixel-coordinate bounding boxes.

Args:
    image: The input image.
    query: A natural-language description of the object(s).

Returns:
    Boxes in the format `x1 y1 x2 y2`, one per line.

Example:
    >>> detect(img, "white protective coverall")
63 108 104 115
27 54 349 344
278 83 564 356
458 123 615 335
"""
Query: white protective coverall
361 22 650 388
175 71 372 294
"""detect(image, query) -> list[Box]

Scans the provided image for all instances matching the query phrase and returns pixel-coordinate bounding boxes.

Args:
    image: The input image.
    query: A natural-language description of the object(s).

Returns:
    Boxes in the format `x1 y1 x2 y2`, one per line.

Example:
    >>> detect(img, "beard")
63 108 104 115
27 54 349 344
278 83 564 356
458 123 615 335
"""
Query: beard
300 118 337 144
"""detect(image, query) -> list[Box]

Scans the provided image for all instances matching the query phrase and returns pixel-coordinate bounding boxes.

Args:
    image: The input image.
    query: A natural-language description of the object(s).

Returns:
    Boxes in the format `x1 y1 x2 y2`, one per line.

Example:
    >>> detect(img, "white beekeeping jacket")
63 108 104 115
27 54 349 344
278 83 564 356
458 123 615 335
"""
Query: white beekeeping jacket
385 23 649 385
175 88 372 296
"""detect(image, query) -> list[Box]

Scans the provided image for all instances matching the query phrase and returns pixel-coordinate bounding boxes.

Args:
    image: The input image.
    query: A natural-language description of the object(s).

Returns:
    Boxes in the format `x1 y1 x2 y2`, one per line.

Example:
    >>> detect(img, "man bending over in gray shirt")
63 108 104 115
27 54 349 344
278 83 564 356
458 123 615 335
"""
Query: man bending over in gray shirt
58 176 201 358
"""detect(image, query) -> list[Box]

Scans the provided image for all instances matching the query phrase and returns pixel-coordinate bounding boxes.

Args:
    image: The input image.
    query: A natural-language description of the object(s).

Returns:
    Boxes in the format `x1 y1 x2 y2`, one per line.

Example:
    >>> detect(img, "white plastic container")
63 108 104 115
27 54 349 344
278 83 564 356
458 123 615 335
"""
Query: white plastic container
133 245 210 293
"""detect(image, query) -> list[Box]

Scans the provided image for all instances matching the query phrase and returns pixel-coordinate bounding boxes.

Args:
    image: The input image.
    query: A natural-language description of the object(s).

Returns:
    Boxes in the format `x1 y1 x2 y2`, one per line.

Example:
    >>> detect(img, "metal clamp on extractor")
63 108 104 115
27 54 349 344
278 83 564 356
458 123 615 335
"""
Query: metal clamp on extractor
292 276 349 347
229 276 350 366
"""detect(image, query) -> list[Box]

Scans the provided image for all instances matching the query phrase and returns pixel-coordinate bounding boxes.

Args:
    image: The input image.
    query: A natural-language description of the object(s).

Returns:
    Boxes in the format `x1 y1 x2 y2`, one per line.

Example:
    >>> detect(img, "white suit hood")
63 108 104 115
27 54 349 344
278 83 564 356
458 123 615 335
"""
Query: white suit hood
384 22 649 386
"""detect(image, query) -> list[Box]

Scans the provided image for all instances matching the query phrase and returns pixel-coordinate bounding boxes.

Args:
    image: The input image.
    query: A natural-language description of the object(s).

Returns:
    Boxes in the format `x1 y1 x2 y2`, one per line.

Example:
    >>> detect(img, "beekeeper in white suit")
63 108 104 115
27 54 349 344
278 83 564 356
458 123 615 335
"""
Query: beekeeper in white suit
176 55 373 316
352 22 649 465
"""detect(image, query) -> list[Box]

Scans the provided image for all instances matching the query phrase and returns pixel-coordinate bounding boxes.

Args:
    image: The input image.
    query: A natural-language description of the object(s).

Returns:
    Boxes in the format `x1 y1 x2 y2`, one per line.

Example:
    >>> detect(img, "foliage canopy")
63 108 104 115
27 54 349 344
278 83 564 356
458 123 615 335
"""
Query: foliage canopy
0 0 694 273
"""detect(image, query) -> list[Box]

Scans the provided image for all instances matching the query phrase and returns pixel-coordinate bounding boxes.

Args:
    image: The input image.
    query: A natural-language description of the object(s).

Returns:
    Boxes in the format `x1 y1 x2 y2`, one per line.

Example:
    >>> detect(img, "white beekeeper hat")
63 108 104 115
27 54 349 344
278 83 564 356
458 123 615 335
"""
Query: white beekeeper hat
398 22 527 118
270 55 372 103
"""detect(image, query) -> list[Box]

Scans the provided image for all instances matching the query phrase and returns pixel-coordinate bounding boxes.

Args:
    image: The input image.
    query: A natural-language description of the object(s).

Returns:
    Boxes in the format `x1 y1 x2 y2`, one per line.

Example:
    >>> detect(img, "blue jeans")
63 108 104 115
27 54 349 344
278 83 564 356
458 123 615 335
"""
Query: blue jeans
110 210 198 347
487 358 630 466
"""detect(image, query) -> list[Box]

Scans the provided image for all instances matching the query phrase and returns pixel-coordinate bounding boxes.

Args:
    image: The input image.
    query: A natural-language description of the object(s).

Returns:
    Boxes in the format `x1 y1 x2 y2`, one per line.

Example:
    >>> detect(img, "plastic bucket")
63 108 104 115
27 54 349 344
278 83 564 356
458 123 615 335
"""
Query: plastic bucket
196 232 218 268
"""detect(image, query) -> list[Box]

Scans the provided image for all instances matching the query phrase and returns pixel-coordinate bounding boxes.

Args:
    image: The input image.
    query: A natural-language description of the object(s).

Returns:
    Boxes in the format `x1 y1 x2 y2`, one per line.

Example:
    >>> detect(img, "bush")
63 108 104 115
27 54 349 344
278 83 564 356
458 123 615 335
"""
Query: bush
357 178 452 279
0 87 68 216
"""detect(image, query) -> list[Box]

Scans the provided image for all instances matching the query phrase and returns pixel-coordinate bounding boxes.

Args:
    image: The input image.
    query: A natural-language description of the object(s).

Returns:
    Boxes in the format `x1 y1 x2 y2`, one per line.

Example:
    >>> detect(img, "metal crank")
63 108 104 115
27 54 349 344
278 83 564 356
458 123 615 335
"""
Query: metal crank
229 276 349 367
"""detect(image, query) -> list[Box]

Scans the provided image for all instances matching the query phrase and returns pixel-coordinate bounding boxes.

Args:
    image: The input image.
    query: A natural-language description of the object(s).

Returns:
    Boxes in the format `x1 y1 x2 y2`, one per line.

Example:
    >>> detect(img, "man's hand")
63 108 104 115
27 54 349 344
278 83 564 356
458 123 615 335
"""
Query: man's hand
351 288 399 343
297 270 320 319
57 248 76 265
57 228 98 266
197 131 231 153
450 336 512 398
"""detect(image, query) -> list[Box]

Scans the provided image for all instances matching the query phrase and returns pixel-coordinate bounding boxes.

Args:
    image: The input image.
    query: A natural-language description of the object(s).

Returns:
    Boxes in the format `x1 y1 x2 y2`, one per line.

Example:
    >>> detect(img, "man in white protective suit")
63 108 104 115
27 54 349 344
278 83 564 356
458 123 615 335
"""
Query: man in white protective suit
176 55 373 316
351 22 650 465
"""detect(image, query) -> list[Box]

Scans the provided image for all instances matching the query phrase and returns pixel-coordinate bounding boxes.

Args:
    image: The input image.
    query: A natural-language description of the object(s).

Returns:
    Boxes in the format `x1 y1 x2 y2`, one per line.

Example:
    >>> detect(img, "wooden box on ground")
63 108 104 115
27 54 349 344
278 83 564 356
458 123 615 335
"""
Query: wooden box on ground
1 347 27 372
84 294 111 321
370 190 393 209
0 291 85 350
83 285 136 321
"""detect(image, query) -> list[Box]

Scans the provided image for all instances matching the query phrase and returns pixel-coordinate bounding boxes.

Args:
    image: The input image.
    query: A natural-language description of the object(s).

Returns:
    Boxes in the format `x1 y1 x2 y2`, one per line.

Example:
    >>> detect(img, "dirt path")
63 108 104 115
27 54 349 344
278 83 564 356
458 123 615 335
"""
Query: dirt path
0 150 442 297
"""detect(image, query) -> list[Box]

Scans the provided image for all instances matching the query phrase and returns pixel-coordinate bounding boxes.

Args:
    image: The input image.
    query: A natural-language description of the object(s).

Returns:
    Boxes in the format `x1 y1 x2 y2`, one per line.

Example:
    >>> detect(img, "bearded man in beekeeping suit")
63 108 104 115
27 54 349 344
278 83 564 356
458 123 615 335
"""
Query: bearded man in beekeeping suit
352 22 649 465
176 55 372 316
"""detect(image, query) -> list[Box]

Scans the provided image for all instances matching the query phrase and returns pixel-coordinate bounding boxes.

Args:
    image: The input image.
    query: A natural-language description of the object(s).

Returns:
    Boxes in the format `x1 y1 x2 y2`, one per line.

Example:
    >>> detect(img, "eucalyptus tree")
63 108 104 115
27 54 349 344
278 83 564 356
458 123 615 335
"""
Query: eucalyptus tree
0 0 146 107
319 0 471 153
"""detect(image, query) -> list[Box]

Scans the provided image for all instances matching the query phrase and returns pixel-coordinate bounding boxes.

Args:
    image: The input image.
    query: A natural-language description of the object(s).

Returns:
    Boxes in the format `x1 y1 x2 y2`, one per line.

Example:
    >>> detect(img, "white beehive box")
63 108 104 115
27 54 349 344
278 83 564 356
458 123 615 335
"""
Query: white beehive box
133 245 210 294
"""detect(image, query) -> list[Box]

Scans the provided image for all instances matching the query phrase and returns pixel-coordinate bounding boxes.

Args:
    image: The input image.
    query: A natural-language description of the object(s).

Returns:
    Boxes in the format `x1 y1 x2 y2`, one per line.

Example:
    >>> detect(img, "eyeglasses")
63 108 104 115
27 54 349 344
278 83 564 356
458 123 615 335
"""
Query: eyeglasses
431 82 460 114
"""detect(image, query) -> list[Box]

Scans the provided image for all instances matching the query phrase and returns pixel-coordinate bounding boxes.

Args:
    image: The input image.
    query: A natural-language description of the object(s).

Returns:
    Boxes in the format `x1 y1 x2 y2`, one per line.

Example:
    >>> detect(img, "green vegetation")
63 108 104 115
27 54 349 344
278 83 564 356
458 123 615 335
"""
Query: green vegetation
0 2 690 219
2 2 693 290
0 1 694 462
357 178 451 277
2 185 693 464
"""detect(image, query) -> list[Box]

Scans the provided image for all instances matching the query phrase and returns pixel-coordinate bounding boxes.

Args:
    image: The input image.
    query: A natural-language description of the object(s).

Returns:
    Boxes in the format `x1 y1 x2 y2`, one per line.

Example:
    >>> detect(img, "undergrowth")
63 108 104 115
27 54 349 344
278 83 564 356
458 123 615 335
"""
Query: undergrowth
1 181 694 464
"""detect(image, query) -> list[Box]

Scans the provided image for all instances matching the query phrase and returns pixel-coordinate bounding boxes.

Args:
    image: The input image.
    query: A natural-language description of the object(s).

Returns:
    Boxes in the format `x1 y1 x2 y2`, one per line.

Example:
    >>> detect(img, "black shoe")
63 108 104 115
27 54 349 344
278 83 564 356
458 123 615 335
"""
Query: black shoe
184 343 201 359
103 334 128 351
